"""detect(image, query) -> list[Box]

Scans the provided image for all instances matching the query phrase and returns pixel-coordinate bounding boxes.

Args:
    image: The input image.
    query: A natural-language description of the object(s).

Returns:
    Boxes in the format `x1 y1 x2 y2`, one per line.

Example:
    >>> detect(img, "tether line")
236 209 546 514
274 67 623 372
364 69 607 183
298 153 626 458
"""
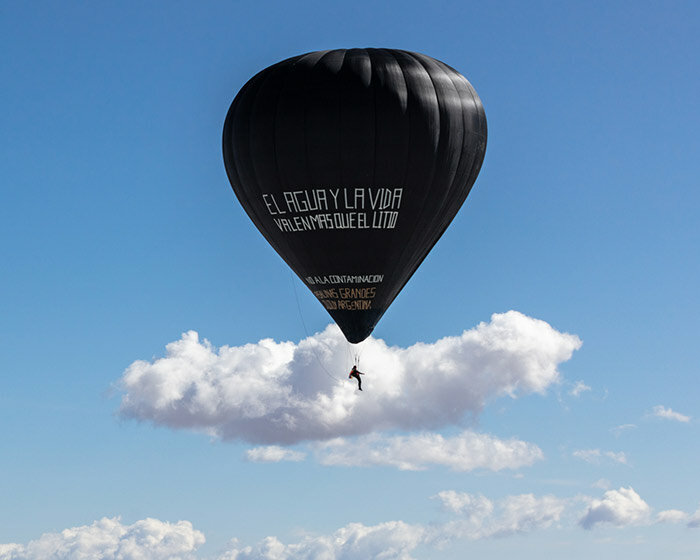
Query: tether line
289 271 345 384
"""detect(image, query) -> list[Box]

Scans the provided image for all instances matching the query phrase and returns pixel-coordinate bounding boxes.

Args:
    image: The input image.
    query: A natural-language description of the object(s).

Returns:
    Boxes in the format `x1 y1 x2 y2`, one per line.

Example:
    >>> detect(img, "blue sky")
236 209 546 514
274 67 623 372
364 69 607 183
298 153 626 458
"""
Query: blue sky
1 1 699 558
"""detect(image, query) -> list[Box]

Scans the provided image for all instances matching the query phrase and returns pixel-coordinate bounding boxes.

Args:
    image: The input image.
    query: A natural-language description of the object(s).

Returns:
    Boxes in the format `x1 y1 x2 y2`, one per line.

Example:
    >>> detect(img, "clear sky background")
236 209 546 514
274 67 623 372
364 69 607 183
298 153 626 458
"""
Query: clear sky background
1 1 699 559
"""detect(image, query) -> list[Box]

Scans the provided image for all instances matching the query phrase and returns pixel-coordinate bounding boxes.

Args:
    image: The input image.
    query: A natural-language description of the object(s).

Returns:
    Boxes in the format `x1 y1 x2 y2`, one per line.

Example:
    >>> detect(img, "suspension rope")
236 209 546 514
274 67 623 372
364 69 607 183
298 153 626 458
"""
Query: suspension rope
289 271 345 385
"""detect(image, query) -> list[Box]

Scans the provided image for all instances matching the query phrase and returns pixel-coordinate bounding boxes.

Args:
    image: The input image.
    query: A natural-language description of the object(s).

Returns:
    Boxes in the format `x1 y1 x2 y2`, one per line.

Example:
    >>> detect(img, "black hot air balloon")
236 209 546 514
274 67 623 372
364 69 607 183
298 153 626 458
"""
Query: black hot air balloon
223 49 486 343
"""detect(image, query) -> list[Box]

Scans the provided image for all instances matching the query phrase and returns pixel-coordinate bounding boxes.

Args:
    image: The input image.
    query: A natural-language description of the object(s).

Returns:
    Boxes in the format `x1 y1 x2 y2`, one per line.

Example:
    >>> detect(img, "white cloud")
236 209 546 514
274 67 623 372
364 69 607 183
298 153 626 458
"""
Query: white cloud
610 424 637 437
591 479 611 490
6 491 698 560
117 311 581 444
221 521 425 560
656 510 688 524
430 492 567 541
688 505 700 529
579 487 651 529
0 517 204 560
434 490 494 516
479 494 567 538
224 492 567 559
651 405 691 423
314 431 543 471
0 547 21 559
570 380 591 397
572 449 628 465
245 446 306 463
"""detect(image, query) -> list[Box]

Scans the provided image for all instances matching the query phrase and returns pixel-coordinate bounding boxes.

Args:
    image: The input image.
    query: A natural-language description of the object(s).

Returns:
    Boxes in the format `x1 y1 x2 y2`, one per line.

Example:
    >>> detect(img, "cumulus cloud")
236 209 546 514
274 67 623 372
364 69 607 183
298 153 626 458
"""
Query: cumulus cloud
245 446 306 463
117 311 581 444
0 517 204 560
569 381 591 397
6 491 700 560
225 492 567 559
429 492 566 542
579 487 651 529
572 449 628 465
656 510 688 524
313 431 542 471
651 405 691 423
688 506 700 529
221 521 424 560
475 493 567 539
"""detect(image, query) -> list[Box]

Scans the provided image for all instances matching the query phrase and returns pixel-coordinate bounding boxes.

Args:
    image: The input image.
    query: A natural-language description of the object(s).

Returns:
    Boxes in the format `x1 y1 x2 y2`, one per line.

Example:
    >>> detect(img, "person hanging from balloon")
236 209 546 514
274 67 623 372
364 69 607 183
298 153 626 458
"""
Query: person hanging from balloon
348 365 365 391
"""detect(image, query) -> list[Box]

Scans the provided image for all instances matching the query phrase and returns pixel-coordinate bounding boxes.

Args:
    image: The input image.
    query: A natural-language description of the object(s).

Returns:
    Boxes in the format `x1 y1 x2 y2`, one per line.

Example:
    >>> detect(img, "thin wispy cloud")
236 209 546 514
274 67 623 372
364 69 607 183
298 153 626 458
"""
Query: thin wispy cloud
245 446 306 463
312 431 543 471
651 405 691 423
245 431 543 472
610 424 637 437
569 380 591 397
117 311 581 444
572 449 628 465
434 490 495 515
431 491 567 540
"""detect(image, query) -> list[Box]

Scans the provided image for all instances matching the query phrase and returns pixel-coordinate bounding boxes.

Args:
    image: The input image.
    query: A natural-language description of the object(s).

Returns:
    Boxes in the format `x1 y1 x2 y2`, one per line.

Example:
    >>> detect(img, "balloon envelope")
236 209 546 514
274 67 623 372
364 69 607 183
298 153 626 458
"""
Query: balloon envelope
223 48 487 343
